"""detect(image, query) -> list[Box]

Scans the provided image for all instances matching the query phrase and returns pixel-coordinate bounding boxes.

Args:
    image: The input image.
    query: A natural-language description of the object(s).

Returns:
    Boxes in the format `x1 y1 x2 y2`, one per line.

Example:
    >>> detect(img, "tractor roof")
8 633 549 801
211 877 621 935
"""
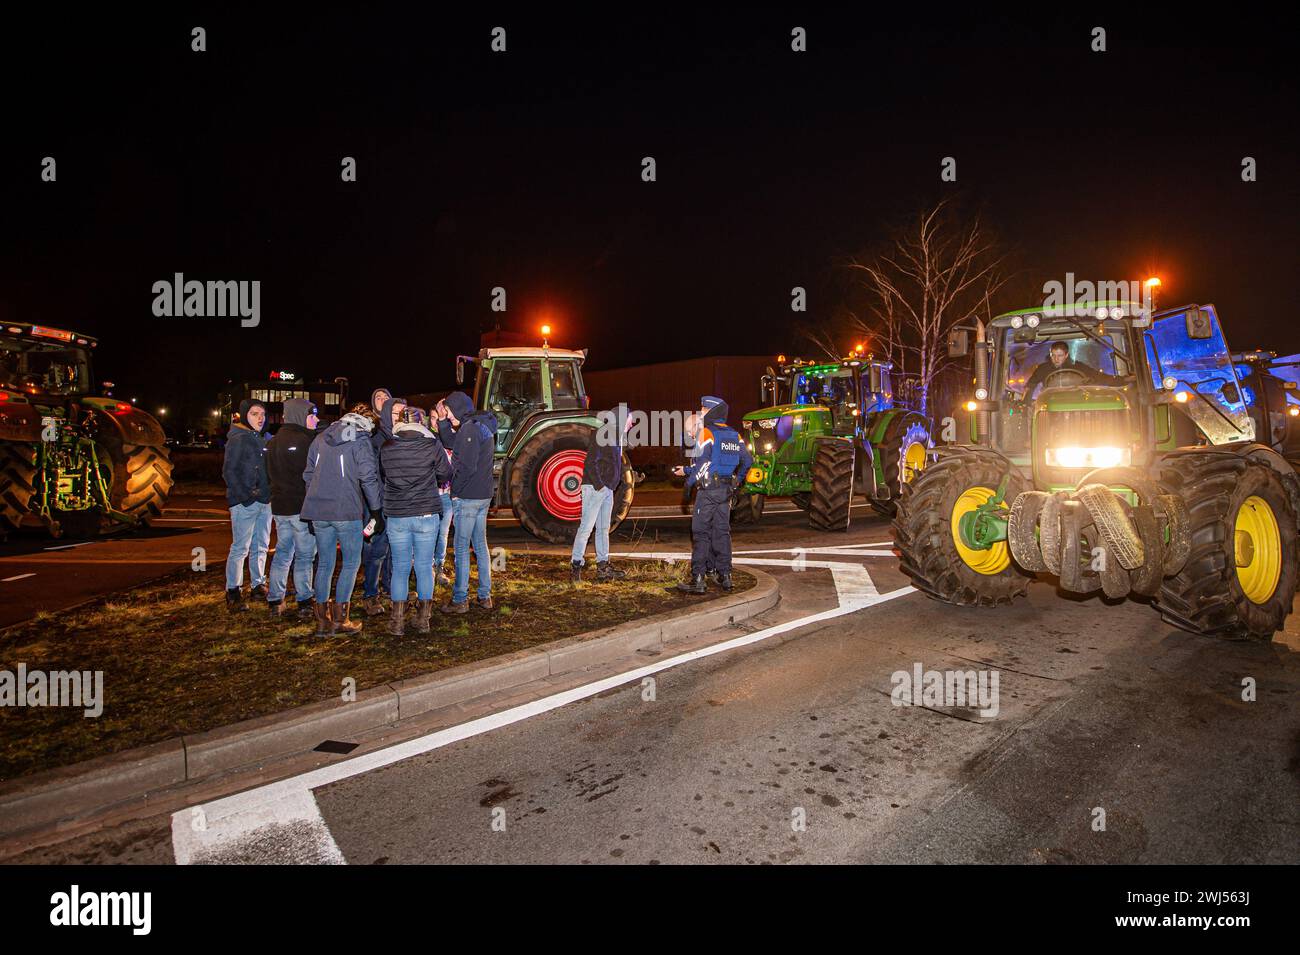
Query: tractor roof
479 347 586 362
1 322 99 347
992 301 1146 325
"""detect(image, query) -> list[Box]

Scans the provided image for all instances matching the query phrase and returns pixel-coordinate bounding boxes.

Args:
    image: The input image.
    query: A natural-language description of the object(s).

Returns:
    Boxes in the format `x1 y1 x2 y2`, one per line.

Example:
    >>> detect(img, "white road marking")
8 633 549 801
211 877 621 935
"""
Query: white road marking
153 518 231 523
2 573 36 582
43 541 94 551
171 550 914 864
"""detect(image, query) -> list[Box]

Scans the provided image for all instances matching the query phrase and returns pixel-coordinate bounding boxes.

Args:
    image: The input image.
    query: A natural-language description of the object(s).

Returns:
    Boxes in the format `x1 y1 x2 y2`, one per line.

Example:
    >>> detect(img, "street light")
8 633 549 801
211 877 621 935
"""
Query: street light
158 407 167 416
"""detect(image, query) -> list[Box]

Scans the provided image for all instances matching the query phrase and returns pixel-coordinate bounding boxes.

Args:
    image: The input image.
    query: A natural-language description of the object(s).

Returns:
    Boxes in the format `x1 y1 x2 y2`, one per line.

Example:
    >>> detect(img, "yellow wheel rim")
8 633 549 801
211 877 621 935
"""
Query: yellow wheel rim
903 442 928 483
951 485 1011 575
1234 494 1281 604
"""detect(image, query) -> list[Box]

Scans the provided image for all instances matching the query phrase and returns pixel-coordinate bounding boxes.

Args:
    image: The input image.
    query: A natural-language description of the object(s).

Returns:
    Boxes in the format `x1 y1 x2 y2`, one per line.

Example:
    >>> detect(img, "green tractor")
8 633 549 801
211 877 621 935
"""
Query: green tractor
454 345 634 544
736 354 933 529
0 322 174 539
893 300 1300 641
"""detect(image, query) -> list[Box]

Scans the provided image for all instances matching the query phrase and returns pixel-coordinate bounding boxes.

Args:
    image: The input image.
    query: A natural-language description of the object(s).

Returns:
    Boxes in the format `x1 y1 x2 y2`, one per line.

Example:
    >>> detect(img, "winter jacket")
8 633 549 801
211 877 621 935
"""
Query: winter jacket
582 408 625 492
378 397 452 517
300 412 384 523
437 390 498 501
266 398 317 515
684 398 752 488
222 400 270 506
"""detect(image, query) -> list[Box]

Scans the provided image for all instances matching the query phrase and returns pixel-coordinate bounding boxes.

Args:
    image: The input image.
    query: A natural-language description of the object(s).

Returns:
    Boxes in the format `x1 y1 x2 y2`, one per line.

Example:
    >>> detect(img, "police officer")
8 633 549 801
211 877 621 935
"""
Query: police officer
673 395 751 593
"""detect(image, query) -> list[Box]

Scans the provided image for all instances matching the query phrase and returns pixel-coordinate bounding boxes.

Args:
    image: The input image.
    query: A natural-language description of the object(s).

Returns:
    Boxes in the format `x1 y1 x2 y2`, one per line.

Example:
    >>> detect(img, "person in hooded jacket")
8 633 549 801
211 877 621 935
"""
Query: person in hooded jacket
301 405 384 636
379 401 453 635
222 399 272 612
360 387 394 616
265 397 320 619
436 391 498 613
672 395 751 594
570 405 632 583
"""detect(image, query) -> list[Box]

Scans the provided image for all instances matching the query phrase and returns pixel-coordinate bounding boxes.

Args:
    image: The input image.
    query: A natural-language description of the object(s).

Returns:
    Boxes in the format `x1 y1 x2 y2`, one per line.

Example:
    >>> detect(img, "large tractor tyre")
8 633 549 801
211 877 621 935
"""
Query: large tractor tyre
809 439 855 531
1154 452 1299 641
731 491 764 525
869 413 933 518
790 492 811 511
508 423 633 544
0 442 39 538
892 448 1033 607
104 441 174 527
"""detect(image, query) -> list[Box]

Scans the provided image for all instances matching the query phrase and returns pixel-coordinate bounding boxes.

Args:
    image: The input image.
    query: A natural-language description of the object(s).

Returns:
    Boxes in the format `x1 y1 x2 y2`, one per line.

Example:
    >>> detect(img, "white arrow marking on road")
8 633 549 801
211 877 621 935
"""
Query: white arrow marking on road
170 554 914 864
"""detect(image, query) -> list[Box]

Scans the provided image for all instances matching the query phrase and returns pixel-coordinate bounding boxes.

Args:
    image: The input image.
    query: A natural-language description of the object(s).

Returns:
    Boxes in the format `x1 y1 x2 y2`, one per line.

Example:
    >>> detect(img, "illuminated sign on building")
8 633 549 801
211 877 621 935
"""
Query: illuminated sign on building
269 370 297 381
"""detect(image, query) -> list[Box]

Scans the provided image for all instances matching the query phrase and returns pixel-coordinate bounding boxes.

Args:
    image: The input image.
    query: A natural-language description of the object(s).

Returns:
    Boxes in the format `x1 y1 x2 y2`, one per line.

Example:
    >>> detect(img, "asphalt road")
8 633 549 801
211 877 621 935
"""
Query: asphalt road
6 497 1297 865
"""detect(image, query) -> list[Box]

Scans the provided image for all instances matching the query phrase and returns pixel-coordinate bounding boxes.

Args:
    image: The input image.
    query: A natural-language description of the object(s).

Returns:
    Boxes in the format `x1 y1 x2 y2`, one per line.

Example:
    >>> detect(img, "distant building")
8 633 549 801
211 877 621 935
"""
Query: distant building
219 370 347 429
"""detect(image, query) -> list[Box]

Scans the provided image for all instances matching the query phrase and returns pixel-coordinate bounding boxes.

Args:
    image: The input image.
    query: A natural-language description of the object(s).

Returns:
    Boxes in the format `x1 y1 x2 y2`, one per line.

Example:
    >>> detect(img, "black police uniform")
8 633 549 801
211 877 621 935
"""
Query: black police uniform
683 401 752 580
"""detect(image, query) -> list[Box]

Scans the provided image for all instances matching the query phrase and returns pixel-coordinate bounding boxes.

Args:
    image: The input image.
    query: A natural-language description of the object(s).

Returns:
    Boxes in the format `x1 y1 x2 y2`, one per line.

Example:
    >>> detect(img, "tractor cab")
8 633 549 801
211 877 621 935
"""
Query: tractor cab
458 347 588 454
0 324 96 398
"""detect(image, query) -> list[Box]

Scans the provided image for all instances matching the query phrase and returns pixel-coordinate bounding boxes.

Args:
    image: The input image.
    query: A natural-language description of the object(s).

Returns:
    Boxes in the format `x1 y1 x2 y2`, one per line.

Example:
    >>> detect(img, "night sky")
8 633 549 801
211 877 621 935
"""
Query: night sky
4 8 1297 429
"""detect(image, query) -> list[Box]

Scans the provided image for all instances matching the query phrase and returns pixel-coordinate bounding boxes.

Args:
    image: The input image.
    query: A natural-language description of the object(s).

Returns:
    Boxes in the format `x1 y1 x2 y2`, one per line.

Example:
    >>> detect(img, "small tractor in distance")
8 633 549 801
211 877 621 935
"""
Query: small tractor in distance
893 300 1300 641
737 352 933 529
0 322 174 539
454 344 634 544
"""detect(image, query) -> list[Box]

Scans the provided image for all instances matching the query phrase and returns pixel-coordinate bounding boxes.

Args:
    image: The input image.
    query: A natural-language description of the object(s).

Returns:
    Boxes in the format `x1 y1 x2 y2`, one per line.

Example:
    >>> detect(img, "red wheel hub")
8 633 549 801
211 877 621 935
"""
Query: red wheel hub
536 450 586 520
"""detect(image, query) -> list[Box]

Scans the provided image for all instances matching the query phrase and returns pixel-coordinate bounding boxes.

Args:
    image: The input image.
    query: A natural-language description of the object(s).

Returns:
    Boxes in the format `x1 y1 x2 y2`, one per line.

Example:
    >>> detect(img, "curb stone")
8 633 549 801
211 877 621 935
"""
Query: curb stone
0 567 778 838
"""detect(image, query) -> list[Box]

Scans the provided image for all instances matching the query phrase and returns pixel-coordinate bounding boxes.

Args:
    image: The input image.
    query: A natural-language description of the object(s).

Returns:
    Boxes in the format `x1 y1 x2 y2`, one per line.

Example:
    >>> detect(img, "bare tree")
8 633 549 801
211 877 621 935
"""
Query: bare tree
831 199 1009 417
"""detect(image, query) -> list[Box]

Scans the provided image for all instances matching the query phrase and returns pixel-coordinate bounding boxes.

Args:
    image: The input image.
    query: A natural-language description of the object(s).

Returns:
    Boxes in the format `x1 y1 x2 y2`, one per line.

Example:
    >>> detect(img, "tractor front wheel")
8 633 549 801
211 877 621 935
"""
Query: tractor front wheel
809 439 855 531
893 448 1032 606
1154 451 1298 641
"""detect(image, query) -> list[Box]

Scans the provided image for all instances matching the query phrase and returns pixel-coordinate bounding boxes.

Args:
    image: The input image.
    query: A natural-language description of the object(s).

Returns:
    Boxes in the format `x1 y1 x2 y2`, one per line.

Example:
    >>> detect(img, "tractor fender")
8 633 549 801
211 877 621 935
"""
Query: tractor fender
505 409 603 458
84 402 167 448
1172 442 1300 530
0 400 43 442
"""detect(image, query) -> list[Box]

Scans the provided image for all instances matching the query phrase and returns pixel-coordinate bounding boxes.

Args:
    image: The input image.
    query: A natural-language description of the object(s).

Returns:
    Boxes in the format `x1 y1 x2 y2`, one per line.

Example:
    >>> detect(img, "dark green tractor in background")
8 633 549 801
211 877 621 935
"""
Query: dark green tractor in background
737 353 933 529
0 323 173 539
893 300 1300 641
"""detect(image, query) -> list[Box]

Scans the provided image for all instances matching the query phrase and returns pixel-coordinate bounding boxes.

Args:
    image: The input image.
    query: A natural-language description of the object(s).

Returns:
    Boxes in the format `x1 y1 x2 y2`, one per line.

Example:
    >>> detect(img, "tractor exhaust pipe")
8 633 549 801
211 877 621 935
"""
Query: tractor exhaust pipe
973 318 990 443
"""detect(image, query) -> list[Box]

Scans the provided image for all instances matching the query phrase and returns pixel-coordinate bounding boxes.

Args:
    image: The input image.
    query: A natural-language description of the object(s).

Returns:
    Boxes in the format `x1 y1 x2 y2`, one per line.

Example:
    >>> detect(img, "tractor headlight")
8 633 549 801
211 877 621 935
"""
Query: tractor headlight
1044 445 1131 469
1010 315 1023 329
1025 314 1040 328
974 387 989 400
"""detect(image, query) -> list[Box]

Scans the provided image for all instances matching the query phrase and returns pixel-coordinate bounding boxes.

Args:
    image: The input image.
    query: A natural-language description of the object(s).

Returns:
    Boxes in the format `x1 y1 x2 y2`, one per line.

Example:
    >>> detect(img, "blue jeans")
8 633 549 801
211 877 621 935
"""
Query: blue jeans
226 501 272 590
268 513 317 604
388 514 438 601
313 520 364 605
452 497 492 604
570 484 614 565
362 525 391 598
433 491 454 574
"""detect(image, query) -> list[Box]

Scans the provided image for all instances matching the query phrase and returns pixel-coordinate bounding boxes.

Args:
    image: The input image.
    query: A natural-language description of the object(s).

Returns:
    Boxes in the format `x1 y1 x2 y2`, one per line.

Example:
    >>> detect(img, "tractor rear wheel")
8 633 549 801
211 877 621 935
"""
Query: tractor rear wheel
509 423 633 544
731 490 763 524
870 413 933 517
0 443 38 539
1153 451 1298 641
104 441 174 526
893 448 1032 606
808 438 854 531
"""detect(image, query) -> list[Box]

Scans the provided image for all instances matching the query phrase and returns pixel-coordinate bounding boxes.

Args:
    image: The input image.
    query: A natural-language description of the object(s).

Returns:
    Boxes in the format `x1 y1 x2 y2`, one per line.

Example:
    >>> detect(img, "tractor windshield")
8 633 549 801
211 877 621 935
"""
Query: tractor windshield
0 337 91 396
790 369 855 407
1000 321 1134 400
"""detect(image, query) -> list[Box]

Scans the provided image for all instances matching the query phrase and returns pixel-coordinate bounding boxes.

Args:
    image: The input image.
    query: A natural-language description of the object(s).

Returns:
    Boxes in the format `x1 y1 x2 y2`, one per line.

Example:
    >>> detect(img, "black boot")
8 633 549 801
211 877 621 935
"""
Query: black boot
226 587 249 613
570 560 583 584
595 561 626 582
717 573 734 592
676 574 707 594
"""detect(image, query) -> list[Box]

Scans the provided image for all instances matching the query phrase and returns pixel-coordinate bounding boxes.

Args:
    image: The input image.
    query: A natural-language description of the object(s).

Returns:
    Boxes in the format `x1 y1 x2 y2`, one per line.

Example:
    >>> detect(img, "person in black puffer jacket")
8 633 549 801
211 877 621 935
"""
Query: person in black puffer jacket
222 399 272 612
378 400 451 635
436 390 499 613
569 405 632 583
265 397 320 619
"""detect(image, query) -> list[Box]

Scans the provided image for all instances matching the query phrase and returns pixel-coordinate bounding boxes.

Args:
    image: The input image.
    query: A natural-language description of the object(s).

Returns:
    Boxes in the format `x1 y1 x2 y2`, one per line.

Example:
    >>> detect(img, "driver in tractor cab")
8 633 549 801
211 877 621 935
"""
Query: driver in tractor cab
1023 341 1115 398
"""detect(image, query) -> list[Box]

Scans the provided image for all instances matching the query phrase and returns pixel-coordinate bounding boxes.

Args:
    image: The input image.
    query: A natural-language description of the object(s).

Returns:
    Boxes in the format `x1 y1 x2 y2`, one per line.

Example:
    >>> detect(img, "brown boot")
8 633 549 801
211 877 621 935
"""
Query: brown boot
363 594 386 617
414 599 434 634
268 599 287 618
388 600 407 636
333 600 363 635
314 599 335 637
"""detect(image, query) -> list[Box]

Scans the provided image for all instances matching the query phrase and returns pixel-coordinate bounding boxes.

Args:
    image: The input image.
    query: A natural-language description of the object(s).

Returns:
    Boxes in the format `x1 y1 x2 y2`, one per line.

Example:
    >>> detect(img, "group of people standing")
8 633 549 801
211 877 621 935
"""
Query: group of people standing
222 387 500 638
